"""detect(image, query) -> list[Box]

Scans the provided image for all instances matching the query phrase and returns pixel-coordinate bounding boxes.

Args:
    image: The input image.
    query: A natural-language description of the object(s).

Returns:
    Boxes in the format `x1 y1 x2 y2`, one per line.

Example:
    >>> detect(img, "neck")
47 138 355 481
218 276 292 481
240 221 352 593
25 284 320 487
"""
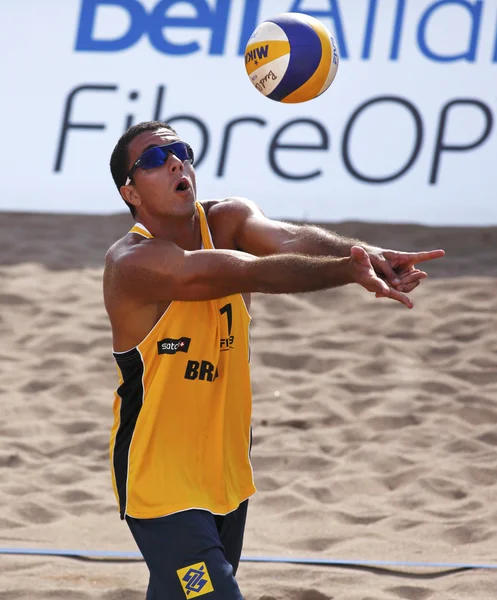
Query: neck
136 204 201 250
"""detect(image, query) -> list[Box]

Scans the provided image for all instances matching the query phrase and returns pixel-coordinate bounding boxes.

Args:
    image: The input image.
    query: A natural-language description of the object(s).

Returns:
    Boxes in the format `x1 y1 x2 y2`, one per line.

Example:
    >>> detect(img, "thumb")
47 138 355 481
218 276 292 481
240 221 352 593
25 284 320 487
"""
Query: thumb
350 245 368 262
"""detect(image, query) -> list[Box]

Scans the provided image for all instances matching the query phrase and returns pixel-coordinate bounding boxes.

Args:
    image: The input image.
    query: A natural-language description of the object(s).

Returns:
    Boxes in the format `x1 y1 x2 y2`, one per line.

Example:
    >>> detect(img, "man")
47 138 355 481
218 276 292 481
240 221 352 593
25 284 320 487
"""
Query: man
104 120 444 599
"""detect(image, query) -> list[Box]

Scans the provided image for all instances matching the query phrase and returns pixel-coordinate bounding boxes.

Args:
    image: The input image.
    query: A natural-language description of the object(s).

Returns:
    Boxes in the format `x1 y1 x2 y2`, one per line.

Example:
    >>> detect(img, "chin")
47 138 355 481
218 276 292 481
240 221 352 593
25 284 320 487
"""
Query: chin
172 193 196 215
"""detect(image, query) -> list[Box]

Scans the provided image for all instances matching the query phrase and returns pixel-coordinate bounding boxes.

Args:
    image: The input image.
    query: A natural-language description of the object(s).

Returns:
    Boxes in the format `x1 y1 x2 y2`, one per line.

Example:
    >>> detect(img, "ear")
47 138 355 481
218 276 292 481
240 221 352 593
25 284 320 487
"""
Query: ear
120 184 142 209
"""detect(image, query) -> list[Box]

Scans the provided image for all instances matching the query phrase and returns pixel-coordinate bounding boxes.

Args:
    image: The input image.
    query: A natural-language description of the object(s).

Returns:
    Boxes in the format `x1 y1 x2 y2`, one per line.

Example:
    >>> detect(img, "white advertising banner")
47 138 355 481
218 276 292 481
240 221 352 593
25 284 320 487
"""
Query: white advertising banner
3 0 497 224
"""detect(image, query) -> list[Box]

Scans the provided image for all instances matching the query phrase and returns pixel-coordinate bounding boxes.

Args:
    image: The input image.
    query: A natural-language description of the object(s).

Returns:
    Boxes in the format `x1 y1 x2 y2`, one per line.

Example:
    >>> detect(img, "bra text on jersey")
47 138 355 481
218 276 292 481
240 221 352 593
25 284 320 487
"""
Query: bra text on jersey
184 360 219 382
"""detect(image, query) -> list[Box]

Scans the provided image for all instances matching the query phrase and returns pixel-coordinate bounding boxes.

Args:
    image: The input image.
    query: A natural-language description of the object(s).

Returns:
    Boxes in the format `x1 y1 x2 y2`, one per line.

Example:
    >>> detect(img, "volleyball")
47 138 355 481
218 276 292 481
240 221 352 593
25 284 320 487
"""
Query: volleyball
244 12 339 104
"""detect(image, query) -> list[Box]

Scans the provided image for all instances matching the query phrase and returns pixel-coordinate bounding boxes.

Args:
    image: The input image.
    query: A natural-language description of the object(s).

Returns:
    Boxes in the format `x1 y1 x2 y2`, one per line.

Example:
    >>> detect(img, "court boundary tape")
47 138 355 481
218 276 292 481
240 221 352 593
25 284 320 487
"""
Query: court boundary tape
1 547 497 575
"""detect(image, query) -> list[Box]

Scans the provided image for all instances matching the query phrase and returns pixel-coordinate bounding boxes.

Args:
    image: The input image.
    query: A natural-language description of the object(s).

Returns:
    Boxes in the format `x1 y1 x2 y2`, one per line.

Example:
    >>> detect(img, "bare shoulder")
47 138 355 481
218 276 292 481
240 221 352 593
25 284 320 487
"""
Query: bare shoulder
104 234 141 274
202 197 263 220
104 233 178 283
105 235 130 267
199 198 263 250
201 197 265 237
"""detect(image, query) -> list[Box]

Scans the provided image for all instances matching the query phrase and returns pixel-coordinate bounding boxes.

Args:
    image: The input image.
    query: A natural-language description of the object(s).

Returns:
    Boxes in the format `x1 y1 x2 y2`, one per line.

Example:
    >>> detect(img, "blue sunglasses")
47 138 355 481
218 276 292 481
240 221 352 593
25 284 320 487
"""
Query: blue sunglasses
125 141 194 185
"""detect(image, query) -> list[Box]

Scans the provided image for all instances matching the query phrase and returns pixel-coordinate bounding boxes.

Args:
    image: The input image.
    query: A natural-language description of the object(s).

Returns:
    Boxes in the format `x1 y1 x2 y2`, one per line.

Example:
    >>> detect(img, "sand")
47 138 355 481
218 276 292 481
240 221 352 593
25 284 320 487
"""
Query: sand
1 212 497 599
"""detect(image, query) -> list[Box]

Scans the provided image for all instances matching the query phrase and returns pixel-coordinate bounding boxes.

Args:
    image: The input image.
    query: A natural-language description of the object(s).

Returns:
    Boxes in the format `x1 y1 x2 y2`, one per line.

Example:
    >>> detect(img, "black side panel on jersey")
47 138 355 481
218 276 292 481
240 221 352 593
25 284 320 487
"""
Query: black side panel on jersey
113 348 144 519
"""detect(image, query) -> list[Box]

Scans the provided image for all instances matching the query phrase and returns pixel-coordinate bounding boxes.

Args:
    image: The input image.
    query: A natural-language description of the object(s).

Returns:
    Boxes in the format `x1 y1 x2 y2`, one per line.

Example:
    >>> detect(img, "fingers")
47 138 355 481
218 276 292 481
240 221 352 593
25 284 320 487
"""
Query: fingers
370 256 401 286
362 247 442 308
351 247 412 307
375 287 413 309
374 266 417 306
359 271 391 296
376 288 414 308
397 249 445 265
373 277 392 297
398 279 421 293
395 269 427 292
374 266 426 302
368 248 440 285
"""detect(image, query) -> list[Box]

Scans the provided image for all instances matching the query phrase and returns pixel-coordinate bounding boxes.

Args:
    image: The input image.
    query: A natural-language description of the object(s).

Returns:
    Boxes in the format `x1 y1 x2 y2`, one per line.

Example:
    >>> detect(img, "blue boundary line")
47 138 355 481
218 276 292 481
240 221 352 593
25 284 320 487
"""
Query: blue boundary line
1 547 497 570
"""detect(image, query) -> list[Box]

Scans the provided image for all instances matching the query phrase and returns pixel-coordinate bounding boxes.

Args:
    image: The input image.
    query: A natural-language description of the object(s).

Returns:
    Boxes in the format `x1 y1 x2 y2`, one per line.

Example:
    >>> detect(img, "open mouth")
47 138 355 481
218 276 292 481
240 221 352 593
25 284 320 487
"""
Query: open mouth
175 180 189 192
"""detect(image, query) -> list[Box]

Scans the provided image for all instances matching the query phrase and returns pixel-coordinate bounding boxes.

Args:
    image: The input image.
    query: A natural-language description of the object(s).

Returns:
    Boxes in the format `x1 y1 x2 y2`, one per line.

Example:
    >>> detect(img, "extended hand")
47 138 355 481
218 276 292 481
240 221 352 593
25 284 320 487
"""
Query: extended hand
367 247 445 291
350 246 413 308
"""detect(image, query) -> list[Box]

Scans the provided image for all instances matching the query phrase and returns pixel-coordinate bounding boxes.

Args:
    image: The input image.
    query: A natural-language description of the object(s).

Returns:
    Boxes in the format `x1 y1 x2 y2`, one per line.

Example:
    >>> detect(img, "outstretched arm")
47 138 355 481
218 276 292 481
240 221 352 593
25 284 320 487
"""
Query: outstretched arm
110 239 414 308
225 197 444 290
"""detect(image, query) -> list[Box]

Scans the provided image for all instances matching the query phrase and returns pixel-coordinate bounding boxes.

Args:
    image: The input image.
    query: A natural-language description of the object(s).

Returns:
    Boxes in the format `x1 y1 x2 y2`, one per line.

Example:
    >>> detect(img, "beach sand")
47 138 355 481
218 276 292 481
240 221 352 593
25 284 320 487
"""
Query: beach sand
1 212 496 599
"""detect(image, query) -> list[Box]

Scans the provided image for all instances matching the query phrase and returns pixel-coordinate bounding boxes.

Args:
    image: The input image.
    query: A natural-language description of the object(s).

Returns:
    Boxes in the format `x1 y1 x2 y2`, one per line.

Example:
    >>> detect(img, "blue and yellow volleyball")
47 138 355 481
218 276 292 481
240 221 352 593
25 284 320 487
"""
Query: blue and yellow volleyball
245 12 339 104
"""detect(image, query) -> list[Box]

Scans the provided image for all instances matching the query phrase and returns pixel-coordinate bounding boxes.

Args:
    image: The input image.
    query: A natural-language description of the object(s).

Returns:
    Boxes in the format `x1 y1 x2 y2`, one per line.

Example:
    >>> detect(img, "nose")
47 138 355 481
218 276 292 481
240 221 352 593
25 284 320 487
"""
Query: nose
167 152 184 173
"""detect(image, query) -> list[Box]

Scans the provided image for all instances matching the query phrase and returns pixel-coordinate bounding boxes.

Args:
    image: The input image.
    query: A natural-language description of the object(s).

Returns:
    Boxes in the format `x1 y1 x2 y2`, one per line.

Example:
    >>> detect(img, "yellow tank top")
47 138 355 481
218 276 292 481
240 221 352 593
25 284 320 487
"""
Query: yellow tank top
110 202 255 519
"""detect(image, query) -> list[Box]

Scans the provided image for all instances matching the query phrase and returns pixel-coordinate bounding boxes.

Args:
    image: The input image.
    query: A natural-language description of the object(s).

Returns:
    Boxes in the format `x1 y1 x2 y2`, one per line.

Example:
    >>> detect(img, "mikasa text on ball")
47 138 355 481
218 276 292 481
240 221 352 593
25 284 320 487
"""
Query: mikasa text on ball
245 12 339 103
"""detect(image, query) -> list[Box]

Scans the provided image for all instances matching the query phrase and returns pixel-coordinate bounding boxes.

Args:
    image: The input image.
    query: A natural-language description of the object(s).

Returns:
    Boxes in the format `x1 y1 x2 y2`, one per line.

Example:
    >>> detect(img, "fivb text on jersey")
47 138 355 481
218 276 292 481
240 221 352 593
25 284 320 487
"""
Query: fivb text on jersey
76 0 497 63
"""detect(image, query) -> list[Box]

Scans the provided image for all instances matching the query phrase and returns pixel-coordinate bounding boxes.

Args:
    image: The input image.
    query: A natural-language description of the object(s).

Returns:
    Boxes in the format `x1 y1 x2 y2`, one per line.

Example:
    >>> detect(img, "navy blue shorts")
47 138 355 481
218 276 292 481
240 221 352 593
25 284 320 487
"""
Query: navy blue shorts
126 501 248 599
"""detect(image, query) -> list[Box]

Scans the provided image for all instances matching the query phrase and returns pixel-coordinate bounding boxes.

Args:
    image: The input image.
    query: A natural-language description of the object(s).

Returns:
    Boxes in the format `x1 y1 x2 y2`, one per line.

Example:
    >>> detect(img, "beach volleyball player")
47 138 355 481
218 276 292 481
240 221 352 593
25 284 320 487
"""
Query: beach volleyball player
103 118 444 598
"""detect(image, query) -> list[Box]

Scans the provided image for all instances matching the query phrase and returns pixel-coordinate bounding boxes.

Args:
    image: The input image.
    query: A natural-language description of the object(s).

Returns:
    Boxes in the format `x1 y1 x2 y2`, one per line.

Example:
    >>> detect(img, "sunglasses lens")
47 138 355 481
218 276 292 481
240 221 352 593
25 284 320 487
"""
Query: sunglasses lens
141 143 193 169
169 142 193 164
128 142 194 182
186 145 195 164
140 147 169 170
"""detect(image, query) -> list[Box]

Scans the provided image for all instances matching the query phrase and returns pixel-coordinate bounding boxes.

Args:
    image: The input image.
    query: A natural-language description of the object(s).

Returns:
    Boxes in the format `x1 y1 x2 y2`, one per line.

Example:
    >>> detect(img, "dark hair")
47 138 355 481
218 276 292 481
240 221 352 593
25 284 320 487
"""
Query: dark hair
109 121 178 217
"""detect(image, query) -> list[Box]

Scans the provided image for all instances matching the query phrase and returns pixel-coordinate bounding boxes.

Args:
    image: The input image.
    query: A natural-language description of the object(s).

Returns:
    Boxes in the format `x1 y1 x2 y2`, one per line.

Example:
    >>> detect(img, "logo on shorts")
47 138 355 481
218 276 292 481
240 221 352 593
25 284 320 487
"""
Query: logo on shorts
177 561 214 597
157 336 191 355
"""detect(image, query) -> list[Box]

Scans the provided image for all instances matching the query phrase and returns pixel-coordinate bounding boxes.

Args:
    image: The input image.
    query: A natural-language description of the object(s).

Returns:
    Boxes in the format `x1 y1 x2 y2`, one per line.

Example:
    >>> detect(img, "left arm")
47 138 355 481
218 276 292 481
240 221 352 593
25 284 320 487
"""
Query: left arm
218 197 444 292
